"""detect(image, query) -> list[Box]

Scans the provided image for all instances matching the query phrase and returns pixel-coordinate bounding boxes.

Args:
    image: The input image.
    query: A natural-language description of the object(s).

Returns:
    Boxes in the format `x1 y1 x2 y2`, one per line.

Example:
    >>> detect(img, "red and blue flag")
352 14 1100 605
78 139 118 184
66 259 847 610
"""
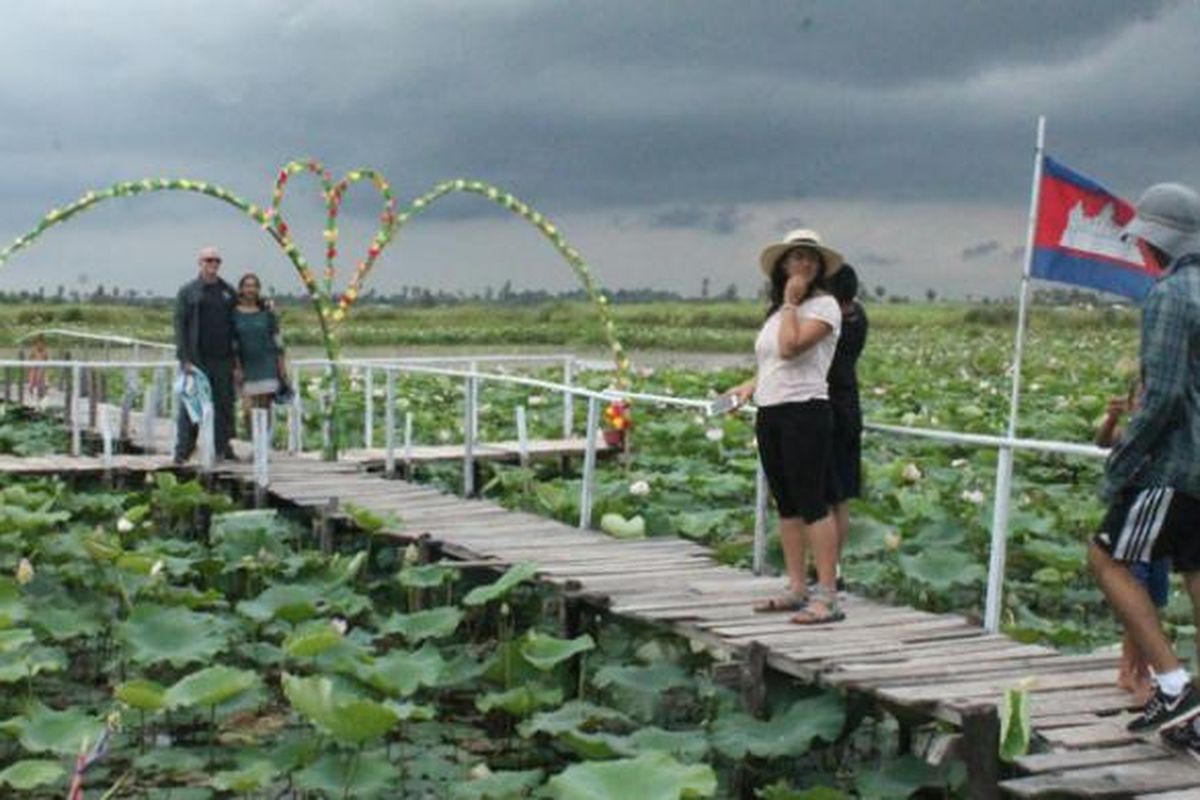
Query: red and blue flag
1032 157 1163 301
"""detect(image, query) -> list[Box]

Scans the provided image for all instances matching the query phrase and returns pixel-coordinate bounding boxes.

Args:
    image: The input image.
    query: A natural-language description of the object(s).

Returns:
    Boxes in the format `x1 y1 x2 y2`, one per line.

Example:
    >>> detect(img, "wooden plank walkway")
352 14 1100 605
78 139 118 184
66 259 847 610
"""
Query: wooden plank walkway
3 396 1199 796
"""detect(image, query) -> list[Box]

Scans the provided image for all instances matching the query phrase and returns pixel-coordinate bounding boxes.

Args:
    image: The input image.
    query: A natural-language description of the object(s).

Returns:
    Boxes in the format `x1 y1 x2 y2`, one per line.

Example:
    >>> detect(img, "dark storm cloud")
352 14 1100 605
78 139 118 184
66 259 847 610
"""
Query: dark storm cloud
1 0 1193 221
961 240 1001 261
647 205 747 235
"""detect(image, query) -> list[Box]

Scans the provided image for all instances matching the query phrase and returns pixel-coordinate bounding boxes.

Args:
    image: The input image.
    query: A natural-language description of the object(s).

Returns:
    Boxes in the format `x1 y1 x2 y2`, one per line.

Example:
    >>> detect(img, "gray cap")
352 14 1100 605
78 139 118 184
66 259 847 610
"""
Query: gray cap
1122 182 1200 258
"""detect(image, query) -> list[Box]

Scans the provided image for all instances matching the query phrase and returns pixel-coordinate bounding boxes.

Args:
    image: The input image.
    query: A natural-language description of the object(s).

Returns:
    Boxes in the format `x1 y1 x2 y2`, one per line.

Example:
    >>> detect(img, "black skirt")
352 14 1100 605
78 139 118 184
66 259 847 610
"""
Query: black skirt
755 400 833 523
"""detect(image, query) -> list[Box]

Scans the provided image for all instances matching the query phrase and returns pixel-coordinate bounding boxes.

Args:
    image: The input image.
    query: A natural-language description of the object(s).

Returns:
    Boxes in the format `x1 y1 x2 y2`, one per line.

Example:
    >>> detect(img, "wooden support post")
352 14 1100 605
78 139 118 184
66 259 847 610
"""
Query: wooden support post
315 497 337 555
559 594 586 698
960 704 1000 800
740 641 768 719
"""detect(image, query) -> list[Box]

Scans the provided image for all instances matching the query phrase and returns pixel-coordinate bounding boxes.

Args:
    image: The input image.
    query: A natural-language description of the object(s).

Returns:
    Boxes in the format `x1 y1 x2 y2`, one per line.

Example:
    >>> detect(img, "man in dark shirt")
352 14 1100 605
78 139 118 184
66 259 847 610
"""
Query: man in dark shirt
173 246 239 463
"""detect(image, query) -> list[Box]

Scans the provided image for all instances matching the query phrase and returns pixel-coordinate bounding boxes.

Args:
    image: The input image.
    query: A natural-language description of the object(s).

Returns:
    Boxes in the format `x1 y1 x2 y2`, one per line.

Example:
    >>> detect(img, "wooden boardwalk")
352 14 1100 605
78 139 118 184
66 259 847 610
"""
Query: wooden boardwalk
2 415 1199 795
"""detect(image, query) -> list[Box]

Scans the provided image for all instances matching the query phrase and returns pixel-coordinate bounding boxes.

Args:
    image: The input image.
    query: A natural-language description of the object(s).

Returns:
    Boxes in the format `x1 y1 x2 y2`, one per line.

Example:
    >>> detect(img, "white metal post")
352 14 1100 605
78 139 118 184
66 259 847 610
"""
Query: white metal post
288 364 302 454
199 401 215 472
403 412 414 474
70 364 82 456
100 406 113 469
469 361 480 445
562 356 575 437
252 407 269 490
463 375 477 496
579 396 599 529
384 369 396 476
753 459 769 575
515 405 529 468
984 115 1046 634
364 366 374 449
142 385 157 455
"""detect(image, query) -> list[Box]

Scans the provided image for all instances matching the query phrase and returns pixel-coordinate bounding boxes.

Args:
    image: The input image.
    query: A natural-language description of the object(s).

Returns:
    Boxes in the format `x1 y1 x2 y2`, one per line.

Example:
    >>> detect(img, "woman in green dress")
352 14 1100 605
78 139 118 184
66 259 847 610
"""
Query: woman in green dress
233 273 286 438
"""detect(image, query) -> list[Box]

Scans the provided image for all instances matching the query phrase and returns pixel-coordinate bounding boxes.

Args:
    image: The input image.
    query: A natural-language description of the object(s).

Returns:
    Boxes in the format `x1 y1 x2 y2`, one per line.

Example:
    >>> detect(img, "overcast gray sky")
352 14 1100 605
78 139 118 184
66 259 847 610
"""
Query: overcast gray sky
1 0 1197 299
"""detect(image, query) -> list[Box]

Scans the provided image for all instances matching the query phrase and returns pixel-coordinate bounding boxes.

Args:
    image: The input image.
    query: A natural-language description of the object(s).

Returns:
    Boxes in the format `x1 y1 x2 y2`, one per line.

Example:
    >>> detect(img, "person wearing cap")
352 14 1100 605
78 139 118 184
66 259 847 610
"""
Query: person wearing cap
725 228 845 624
1086 183 1200 743
172 246 240 464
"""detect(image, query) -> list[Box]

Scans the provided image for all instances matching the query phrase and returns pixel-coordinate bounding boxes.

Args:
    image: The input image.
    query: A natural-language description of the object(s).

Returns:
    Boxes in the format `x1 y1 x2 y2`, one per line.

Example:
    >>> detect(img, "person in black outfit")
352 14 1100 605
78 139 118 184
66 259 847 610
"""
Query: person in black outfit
173 246 240 463
826 265 868 565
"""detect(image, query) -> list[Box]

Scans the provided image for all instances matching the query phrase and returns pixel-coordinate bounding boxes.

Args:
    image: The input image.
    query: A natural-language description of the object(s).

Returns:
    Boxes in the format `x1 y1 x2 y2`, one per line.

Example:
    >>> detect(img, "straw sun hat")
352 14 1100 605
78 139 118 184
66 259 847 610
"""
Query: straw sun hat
758 228 845 277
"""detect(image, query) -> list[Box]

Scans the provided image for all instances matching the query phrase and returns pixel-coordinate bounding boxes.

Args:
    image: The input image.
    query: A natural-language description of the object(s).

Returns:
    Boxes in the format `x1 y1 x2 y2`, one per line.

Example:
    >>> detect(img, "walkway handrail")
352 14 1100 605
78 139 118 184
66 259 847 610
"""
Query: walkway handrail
4 351 1112 636
15 328 176 352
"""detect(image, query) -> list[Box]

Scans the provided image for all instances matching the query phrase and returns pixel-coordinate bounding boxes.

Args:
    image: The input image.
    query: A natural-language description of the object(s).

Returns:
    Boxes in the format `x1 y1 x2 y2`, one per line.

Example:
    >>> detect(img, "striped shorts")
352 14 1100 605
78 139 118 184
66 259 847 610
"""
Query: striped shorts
1094 487 1200 572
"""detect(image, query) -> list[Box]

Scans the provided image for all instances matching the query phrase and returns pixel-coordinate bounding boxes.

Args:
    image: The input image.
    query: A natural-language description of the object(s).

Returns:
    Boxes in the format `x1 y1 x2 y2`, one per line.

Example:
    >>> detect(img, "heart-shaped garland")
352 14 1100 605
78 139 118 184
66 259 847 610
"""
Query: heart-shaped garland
0 162 630 385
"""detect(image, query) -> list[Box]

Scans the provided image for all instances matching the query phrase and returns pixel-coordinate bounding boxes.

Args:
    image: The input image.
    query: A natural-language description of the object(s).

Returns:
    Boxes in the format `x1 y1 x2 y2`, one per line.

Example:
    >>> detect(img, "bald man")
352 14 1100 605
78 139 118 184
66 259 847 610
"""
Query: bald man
172 247 240 463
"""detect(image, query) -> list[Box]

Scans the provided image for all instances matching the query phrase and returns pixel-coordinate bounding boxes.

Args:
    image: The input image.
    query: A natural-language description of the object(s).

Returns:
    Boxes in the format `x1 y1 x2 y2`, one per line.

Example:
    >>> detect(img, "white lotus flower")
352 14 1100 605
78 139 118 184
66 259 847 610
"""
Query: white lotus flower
884 531 902 551
527 394 545 407
150 560 165 577
629 480 651 496
15 558 33 585
116 516 134 533
951 458 969 468
901 463 922 483
961 489 985 505
705 428 725 442
330 617 348 635
437 428 451 442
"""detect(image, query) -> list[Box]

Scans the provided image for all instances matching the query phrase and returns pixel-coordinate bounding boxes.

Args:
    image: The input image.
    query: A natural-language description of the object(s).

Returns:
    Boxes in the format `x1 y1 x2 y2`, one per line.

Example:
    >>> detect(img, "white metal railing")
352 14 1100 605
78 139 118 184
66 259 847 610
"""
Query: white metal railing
0 350 1113 634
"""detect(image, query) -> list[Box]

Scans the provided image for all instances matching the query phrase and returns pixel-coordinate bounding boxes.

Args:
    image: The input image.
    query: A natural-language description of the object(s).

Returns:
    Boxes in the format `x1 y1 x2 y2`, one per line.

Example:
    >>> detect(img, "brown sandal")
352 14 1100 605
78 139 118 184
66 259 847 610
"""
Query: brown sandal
753 592 809 613
790 589 844 625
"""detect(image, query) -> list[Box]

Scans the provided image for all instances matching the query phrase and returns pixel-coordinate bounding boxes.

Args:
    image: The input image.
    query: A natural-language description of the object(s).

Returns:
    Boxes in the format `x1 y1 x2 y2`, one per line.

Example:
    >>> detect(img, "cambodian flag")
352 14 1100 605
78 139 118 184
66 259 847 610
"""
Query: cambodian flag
1032 157 1164 301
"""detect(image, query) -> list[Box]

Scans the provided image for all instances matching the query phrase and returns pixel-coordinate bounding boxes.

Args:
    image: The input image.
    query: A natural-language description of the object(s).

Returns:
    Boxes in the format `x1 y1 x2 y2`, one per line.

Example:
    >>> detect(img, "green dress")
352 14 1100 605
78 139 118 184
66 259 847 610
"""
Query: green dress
233 308 281 393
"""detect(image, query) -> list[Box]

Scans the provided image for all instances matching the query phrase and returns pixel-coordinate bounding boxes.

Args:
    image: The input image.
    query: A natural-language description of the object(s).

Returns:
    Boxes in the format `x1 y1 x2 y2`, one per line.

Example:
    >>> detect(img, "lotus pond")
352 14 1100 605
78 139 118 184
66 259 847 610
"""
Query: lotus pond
0 464 974 798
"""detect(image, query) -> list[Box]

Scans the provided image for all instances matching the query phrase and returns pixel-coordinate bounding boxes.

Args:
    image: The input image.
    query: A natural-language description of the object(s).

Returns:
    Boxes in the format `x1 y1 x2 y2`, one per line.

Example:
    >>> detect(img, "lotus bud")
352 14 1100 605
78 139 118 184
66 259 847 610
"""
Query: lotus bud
15 558 34 585
629 480 650 496
116 516 134 533
901 463 922 483
885 531 902 551
500 602 510 618
403 543 420 566
331 617 348 635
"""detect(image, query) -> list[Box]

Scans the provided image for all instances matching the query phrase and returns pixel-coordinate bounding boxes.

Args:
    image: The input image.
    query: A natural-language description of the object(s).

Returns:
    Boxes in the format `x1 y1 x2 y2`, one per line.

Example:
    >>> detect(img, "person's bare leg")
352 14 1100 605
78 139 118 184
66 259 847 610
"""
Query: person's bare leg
1090 543 1180 674
833 502 850 555
1186 571 1200 674
778 516 808 594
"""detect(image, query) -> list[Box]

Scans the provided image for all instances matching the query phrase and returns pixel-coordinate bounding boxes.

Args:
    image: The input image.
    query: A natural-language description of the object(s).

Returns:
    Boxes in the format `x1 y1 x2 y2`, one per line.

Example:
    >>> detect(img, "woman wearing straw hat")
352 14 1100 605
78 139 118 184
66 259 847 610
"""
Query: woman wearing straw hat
725 228 845 624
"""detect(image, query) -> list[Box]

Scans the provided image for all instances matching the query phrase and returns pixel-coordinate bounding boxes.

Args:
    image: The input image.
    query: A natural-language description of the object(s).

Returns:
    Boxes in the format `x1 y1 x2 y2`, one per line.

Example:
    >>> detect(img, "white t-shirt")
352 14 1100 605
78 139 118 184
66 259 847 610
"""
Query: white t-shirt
753 294 841 407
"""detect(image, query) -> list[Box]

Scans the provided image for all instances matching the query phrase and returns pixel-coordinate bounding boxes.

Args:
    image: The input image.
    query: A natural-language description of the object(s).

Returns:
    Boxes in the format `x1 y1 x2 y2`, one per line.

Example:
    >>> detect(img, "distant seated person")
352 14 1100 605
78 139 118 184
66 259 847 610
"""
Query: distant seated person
1097 375 1170 705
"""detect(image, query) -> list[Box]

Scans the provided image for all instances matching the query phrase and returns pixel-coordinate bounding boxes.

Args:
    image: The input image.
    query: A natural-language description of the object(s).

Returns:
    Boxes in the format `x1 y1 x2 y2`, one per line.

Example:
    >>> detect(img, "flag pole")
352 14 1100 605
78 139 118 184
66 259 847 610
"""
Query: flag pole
983 115 1046 633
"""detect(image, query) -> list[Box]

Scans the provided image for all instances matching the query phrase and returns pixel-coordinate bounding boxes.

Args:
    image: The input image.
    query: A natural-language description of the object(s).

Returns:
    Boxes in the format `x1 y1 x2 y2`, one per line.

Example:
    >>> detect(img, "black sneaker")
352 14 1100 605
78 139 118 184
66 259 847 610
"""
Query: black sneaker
1127 682 1200 733
1160 719 1200 760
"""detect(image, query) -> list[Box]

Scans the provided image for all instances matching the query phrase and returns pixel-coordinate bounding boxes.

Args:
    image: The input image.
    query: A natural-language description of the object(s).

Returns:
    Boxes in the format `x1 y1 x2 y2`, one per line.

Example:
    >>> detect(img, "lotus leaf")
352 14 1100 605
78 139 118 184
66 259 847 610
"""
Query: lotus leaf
711 693 845 759
355 645 446 697
0 759 66 790
384 700 436 721
592 662 692 694
0 628 34 653
546 752 716 800
282 673 399 744
450 768 544 799
165 666 261 710
0 645 66 683
237 584 324 624
1000 684 1032 762
476 685 563 717
611 727 710 762
0 577 28 625
115 678 167 712
398 563 459 589
132 747 207 777
294 750 396 796
117 604 231 667
463 562 539 607
377 606 464 643
283 621 344 658
898 549 986 591
30 604 104 641
210 760 279 792
0 702 106 756
518 701 633 738
758 782 849 800
600 513 646 539
854 755 963 800
520 631 595 671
